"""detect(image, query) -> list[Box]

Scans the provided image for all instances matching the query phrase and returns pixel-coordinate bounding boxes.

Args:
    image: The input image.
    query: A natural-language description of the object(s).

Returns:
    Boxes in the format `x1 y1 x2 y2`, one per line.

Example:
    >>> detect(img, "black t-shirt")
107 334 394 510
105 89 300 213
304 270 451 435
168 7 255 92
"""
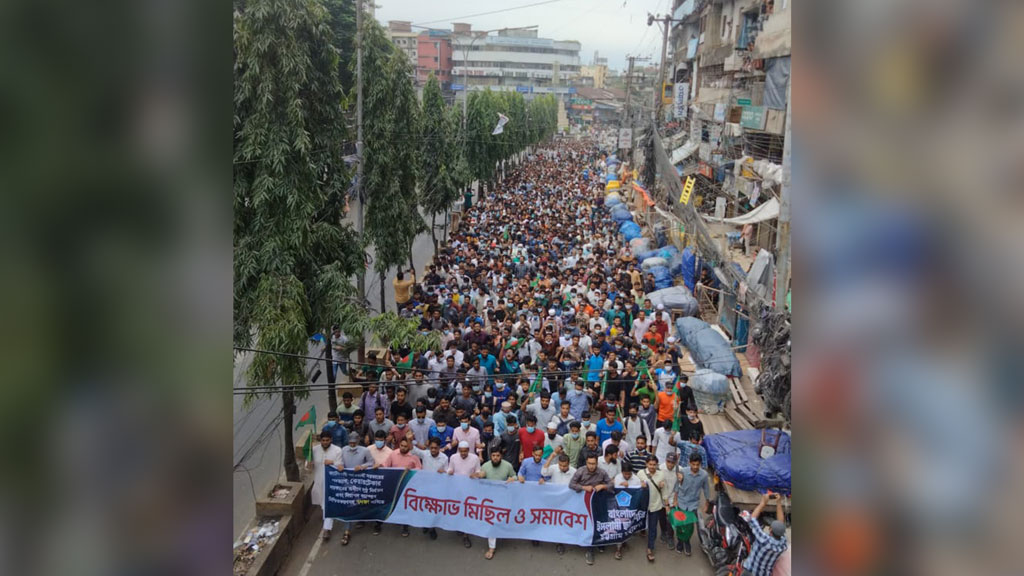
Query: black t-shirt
391 400 413 423
678 416 705 444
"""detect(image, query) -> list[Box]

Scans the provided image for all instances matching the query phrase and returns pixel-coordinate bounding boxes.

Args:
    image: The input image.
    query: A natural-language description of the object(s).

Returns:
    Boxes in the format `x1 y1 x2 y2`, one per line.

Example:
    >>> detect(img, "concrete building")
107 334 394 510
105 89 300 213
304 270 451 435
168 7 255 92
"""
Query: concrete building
416 30 454 88
450 25 581 100
386 20 419 67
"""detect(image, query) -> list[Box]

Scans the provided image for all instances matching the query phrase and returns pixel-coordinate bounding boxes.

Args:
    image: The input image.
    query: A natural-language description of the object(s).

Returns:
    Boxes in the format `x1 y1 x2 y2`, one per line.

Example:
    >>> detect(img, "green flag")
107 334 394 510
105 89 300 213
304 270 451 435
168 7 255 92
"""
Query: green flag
302 434 313 462
295 405 317 431
529 367 543 395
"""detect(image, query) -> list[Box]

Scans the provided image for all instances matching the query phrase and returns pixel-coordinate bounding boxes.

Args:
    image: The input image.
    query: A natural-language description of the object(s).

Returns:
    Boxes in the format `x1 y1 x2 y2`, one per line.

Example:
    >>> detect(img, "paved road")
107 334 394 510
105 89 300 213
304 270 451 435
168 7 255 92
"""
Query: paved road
233 198 457 537
280 507 716 576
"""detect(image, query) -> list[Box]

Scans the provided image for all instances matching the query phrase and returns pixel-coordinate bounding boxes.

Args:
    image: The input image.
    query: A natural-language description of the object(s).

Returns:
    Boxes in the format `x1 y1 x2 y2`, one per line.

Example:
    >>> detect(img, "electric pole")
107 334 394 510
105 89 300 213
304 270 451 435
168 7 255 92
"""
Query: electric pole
648 13 681 124
621 55 649 160
355 0 367 354
775 76 792 310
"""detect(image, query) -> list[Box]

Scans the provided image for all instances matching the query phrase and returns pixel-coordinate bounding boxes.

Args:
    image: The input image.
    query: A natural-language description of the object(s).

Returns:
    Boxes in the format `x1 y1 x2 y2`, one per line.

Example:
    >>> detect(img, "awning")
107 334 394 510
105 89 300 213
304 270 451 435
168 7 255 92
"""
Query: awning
632 182 655 207
703 197 779 225
670 140 699 165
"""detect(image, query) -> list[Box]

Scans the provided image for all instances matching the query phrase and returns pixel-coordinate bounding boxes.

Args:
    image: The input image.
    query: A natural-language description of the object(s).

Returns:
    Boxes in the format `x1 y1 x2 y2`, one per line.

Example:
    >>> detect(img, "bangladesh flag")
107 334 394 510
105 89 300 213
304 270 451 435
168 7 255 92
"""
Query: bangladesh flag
529 367 543 395
301 434 313 462
295 405 317 431
668 507 698 541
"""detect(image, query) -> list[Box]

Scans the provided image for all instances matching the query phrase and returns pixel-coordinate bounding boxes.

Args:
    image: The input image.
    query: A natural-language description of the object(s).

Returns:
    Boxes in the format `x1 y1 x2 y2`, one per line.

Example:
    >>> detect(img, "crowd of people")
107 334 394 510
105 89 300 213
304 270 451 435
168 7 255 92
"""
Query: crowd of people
309 140 787 573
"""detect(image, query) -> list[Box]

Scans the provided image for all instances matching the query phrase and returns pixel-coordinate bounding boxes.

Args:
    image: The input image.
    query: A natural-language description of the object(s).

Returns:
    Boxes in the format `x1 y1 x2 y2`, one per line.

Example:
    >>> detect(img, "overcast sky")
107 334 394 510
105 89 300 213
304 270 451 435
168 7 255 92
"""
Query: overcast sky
372 0 673 72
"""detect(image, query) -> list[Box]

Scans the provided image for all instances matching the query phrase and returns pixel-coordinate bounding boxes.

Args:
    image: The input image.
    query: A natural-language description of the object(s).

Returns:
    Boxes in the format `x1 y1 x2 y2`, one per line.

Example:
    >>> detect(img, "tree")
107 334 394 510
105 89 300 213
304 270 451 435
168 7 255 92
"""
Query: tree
419 73 463 253
361 18 422 312
234 0 364 481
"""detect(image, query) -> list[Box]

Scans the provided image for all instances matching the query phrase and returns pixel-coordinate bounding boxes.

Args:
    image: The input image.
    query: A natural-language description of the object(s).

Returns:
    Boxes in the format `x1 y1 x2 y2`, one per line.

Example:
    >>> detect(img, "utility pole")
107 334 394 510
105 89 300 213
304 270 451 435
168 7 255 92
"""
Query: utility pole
622 55 634 154
774 74 792 310
621 55 649 161
355 0 366 351
648 13 681 124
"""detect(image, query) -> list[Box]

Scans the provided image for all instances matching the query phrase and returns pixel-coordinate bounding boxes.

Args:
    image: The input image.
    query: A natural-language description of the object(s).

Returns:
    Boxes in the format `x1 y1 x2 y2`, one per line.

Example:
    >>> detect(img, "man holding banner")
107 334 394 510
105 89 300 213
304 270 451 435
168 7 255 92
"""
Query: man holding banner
447 440 481 549
307 430 342 542
476 448 517 559
569 453 612 565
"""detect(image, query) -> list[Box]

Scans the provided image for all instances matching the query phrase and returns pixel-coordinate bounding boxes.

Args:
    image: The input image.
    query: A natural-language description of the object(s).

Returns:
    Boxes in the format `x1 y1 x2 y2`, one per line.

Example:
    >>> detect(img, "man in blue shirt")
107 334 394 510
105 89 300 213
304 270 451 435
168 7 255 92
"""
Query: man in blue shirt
323 412 348 447
565 378 593 420
595 410 624 445
585 345 605 384
479 345 498 379
741 492 789 576
517 445 547 483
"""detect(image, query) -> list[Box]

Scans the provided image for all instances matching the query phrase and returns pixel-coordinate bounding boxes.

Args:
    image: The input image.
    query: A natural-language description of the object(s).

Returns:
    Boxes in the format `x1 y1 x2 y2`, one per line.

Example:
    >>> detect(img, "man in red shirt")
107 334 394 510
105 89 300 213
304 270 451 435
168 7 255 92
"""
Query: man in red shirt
517 414 545 463
380 437 422 537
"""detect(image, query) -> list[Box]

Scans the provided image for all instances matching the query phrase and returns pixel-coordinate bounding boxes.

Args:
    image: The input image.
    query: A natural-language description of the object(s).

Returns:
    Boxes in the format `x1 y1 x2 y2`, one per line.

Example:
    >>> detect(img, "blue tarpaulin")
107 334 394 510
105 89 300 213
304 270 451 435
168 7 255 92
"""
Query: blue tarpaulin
703 430 791 495
620 221 642 241
680 247 697 290
611 207 633 223
674 317 742 377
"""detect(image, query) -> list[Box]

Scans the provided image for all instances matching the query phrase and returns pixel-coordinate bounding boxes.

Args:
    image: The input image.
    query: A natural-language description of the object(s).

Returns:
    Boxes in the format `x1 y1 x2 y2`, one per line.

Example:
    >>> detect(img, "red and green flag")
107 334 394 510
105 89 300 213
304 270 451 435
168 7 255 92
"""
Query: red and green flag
296 406 317 462
295 405 317 431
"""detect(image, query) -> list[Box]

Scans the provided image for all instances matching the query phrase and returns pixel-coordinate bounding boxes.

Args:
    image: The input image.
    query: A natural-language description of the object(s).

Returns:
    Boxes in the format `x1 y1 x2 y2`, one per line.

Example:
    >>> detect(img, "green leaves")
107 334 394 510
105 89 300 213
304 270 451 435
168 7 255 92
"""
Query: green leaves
234 0 364 396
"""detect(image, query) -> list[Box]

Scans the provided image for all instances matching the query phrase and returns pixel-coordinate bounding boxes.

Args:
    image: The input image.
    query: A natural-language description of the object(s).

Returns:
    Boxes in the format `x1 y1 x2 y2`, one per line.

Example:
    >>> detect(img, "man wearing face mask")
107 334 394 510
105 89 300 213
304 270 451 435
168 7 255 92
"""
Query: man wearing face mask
517 414 545 463
492 401 516 436
499 415 522 468
386 413 411 449
428 416 454 455
379 437 422 537
408 405 435 451
560 420 585 465
335 432 374 545
541 421 564 459
453 413 482 455
367 430 392 535
472 405 493 433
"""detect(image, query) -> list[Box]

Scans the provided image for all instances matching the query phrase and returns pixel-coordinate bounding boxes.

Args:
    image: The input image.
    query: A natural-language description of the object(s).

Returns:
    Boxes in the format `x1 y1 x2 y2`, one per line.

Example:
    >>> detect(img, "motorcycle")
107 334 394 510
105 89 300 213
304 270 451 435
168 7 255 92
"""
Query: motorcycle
697 487 753 576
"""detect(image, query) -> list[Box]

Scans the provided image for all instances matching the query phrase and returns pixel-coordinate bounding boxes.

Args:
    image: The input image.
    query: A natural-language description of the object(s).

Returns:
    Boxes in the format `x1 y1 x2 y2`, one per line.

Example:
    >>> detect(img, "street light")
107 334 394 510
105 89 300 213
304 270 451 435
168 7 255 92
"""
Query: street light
454 25 538 128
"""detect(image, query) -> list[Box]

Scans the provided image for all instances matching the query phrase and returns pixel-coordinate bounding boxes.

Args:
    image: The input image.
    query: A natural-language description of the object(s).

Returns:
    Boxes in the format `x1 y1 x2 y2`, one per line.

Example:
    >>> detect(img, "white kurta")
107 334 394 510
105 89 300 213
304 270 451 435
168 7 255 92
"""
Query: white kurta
311 443 343 508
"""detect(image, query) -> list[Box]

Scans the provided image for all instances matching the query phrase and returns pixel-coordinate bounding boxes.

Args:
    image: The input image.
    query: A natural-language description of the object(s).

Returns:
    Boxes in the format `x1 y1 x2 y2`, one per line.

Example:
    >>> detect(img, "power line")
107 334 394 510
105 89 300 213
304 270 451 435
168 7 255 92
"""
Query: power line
413 0 568 27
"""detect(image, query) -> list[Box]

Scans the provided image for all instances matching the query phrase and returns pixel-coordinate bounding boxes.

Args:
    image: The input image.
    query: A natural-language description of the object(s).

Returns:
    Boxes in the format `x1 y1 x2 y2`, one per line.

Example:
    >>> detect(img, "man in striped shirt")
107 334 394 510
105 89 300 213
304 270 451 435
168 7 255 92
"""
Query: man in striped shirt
740 492 788 576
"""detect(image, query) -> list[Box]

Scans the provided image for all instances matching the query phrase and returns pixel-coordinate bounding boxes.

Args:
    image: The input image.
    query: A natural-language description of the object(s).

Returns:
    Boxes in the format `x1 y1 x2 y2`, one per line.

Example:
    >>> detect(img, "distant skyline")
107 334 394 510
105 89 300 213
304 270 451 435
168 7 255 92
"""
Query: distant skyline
372 0 673 72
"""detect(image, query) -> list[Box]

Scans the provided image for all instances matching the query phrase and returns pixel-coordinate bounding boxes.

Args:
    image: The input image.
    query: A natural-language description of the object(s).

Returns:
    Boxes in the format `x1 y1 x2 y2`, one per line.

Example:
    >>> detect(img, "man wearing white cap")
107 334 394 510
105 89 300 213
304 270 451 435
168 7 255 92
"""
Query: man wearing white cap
447 441 482 548
654 303 673 330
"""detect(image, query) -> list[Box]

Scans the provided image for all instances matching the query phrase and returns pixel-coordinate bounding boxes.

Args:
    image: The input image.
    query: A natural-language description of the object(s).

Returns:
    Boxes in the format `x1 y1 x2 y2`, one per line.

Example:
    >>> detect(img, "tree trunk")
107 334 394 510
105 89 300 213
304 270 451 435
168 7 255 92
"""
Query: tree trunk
408 242 415 274
443 208 449 242
324 343 337 413
379 270 387 314
430 212 437 255
282 391 300 482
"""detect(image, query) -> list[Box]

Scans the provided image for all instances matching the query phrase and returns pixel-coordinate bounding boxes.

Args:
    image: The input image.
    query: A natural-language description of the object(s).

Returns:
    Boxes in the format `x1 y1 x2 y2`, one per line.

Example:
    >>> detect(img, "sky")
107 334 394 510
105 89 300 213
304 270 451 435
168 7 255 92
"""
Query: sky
372 0 673 72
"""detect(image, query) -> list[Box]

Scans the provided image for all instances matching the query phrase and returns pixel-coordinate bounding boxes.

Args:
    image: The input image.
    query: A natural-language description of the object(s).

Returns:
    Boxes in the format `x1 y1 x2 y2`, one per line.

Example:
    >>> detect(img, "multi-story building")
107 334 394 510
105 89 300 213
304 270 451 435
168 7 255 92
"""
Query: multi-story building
416 30 454 88
579 51 609 89
386 20 419 68
450 24 581 101
659 0 790 246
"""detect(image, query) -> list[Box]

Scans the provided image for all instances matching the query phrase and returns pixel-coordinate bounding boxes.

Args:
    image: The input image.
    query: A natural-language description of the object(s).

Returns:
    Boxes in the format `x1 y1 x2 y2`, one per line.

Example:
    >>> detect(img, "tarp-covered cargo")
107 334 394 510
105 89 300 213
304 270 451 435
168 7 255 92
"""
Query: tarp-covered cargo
675 317 742 377
703 430 791 495
644 286 698 317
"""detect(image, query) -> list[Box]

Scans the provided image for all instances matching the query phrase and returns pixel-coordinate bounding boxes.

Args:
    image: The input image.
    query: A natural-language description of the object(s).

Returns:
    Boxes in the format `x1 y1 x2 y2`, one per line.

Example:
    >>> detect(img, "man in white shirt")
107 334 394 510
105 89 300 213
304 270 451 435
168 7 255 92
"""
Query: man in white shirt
658 452 681 544
631 310 653 343
426 352 447 384
652 421 682 464
307 431 344 541
408 405 435 450
442 345 465 369
542 448 578 555
598 444 622 479
542 421 564 455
